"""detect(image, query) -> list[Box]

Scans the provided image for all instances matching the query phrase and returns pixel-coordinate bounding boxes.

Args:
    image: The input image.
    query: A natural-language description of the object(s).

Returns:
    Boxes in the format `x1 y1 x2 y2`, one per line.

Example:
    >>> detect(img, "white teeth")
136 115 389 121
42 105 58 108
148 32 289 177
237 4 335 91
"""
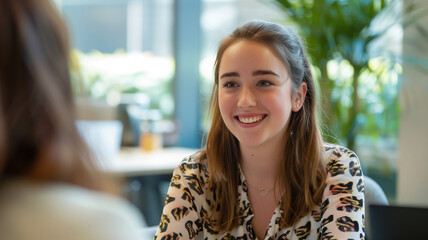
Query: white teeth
238 115 263 124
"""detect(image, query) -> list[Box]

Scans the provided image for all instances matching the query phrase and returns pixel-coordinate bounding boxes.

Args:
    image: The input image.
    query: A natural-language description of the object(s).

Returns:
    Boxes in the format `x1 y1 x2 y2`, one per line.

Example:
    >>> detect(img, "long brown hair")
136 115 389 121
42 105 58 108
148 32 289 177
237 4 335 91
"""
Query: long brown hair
0 0 116 193
204 20 326 231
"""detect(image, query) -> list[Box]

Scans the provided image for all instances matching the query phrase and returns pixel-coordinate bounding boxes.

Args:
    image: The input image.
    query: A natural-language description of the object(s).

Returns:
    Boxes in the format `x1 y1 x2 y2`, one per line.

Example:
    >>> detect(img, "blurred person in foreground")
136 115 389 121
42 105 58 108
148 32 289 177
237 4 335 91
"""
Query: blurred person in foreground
0 1 148 239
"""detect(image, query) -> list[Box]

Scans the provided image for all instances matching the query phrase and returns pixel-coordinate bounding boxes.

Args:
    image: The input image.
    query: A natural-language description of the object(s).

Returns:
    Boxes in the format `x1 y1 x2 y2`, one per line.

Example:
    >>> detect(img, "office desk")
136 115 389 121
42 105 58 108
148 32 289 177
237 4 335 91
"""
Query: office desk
104 147 198 177
103 147 198 226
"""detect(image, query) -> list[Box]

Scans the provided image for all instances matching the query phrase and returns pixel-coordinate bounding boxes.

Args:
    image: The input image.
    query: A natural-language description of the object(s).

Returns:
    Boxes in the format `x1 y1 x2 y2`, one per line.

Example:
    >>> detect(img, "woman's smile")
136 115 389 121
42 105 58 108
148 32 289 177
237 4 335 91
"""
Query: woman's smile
234 114 267 127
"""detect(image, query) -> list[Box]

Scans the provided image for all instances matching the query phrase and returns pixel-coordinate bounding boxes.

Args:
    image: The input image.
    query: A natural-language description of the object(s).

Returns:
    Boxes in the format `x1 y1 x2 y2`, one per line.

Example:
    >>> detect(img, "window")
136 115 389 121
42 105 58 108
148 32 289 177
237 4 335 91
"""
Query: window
59 0 175 146
60 0 175 117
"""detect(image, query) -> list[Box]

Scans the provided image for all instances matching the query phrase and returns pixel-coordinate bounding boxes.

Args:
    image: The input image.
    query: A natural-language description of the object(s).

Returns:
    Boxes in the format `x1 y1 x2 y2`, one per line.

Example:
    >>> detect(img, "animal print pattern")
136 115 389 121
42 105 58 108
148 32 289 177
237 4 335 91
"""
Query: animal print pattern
154 144 365 239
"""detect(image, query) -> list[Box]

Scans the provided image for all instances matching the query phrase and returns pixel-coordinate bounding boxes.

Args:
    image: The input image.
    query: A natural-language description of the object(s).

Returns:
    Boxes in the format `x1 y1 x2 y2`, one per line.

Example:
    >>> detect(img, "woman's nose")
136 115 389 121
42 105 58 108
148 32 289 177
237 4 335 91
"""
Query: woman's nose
237 87 256 108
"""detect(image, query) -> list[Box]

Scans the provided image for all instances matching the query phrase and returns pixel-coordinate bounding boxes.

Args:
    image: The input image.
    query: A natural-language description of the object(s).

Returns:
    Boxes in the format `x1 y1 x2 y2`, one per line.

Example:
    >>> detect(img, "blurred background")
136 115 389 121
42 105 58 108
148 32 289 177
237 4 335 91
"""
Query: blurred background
53 0 428 226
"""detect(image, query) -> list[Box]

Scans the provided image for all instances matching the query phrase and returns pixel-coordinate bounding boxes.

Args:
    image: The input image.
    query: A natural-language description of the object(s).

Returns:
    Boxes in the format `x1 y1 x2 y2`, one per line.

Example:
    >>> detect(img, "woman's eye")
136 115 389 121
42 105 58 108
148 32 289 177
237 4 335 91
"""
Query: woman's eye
223 82 238 88
257 80 273 86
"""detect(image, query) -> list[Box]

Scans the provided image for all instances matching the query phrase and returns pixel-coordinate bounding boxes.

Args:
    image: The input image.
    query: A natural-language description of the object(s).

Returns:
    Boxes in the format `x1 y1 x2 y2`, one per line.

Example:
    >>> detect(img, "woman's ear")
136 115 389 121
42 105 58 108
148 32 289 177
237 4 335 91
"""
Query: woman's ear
292 82 307 112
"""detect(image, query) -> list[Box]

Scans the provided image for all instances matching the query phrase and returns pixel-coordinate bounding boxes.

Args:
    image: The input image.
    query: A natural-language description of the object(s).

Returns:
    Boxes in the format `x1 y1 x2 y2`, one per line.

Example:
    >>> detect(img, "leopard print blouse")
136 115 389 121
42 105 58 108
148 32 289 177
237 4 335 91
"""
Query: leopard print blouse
154 144 365 240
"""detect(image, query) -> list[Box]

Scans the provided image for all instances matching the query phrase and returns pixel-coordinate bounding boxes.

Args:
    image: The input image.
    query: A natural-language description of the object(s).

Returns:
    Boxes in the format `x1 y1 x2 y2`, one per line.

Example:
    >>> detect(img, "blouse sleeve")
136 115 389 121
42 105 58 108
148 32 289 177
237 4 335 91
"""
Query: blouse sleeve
154 158 206 240
320 147 366 239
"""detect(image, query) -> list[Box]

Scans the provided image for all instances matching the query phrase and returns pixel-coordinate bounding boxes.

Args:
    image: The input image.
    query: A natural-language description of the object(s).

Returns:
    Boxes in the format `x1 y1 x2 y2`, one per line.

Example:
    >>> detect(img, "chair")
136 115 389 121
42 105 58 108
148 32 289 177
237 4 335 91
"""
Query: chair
364 176 389 239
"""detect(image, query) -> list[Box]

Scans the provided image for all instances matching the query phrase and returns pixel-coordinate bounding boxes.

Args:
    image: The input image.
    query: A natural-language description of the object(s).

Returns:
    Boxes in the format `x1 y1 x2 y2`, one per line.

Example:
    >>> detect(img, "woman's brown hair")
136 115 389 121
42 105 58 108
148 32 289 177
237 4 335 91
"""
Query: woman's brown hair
204 20 327 231
0 0 116 193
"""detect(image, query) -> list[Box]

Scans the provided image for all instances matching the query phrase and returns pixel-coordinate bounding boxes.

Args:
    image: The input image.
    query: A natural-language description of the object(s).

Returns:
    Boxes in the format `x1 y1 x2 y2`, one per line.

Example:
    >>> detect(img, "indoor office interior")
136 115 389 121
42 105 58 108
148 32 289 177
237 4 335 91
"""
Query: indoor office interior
57 0 428 236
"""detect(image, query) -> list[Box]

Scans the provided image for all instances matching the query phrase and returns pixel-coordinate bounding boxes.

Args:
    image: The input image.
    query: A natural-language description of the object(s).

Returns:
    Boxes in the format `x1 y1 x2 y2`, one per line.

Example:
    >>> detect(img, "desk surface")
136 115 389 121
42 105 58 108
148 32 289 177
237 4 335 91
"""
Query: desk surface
103 147 198 177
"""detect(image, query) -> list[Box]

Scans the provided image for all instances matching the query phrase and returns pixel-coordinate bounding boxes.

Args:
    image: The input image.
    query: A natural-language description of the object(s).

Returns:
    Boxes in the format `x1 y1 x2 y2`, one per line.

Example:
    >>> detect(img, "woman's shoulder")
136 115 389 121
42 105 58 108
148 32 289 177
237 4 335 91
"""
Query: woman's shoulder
0 180 146 239
176 149 209 176
323 143 359 162
323 143 363 178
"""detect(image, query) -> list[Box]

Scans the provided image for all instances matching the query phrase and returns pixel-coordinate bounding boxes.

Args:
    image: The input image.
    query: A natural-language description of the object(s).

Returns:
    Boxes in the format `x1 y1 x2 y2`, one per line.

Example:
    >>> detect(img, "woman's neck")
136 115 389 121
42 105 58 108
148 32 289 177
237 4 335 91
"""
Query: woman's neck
239 139 284 184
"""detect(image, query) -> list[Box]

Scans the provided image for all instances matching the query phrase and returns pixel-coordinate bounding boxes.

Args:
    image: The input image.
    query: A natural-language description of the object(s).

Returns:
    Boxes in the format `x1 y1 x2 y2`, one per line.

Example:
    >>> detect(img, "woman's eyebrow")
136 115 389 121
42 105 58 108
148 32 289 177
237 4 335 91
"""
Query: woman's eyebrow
253 70 280 77
220 70 280 79
220 72 239 79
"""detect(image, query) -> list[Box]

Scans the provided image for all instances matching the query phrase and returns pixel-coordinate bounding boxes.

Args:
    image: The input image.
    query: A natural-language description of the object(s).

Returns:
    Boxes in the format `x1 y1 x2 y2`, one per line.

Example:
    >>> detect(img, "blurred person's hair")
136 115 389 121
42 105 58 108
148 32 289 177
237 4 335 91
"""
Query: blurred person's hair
0 0 117 193
204 20 326 231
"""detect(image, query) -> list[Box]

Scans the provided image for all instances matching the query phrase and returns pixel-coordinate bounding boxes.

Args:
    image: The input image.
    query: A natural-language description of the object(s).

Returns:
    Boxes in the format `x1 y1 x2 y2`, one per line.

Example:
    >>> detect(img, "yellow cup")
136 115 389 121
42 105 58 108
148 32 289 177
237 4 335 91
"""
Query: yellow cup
140 132 162 152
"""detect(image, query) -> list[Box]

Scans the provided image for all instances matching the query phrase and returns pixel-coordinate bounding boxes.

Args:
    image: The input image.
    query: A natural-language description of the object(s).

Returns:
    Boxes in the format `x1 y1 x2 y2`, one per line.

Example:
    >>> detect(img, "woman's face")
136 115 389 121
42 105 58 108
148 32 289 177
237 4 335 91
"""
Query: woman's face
218 40 303 149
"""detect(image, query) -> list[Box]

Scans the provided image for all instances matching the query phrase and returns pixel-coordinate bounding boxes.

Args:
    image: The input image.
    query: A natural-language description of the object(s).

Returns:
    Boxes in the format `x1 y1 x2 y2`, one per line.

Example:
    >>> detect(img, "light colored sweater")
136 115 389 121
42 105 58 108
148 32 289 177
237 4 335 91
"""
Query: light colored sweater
0 180 149 240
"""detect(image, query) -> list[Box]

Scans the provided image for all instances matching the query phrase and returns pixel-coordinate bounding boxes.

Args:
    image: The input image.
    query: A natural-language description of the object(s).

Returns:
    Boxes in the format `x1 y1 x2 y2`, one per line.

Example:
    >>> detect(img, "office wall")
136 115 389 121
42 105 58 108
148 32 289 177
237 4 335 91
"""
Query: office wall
397 0 428 206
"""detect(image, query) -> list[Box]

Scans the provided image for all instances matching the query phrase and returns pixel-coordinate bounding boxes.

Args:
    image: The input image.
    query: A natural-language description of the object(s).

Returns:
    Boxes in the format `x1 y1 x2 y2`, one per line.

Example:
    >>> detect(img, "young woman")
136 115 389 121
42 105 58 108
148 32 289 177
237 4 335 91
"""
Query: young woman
155 20 365 239
0 1 147 239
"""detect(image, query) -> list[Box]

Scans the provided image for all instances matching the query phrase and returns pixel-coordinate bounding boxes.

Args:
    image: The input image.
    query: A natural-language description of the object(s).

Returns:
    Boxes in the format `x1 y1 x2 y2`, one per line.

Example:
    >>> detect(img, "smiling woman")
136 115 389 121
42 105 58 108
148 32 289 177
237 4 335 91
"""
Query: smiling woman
154 20 365 240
